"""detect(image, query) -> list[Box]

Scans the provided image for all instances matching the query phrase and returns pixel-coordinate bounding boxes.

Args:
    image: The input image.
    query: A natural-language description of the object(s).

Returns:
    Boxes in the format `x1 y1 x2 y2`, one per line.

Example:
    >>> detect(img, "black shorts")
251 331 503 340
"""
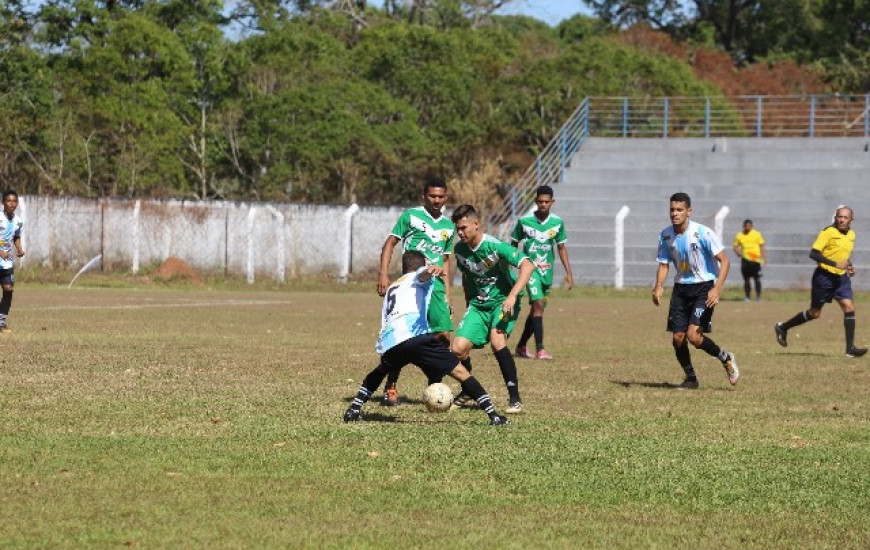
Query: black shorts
380 334 459 381
0 268 14 286
811 267 853 309
740 258 762 279
667 281 714 333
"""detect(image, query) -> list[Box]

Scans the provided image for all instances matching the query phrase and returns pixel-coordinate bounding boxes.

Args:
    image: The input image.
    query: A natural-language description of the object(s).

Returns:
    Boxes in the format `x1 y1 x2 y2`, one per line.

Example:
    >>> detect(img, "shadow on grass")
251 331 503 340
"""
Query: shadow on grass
610 380 683 389
769 352 828 357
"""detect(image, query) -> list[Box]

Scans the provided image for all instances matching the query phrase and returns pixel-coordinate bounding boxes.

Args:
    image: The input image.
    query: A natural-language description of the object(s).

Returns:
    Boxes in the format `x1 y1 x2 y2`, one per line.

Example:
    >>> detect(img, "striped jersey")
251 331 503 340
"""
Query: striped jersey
657 220 724 284
375 267 434 354
0 213 23 270
510 213 567 285
390 207 454 267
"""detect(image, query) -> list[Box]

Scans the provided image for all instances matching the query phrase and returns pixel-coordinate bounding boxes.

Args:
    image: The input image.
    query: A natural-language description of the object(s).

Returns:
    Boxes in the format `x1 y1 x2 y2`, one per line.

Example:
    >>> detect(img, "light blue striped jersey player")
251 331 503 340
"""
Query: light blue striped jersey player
375 266 435 354
657 220 724 284
0 212 23 270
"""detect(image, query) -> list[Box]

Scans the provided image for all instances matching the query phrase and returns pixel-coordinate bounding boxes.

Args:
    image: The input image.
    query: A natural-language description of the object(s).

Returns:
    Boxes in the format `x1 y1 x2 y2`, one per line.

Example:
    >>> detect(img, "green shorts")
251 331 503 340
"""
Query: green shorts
428 277 454 333
526 272 551 305
455 301 521 348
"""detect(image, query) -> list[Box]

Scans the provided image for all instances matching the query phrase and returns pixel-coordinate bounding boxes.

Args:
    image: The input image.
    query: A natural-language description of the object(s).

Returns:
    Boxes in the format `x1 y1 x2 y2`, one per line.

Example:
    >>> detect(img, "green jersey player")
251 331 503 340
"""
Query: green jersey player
510 186 574 360
450 204 534 414
376 177 456 405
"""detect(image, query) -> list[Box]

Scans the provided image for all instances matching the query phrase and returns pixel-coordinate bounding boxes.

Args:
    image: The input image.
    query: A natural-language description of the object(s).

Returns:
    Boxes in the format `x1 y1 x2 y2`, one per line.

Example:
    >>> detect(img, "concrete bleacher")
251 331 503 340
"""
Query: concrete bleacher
551 137 870 289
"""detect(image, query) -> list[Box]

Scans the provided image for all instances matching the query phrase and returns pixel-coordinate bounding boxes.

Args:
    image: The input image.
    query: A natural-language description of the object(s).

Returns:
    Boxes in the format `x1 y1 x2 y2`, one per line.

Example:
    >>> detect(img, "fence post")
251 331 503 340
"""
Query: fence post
663 97 669 138
614 205 630 289
756 96 762 137
714 205 730 242
132 200 140 274
705 97 711 138
810 95 816 138
246 205 257 284
622 97 628 138
865 94 869 137
265 205 285 283
340 204 360 283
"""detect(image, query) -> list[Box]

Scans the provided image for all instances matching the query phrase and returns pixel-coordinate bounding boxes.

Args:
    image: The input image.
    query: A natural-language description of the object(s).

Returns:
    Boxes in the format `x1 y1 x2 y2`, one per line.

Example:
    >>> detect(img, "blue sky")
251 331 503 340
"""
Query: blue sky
366 1 592 27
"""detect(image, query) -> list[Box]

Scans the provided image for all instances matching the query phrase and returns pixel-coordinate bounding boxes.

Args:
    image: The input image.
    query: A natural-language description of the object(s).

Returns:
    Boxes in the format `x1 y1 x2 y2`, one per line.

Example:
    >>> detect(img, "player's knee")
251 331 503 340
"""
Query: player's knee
808 308 822 319
671 334 687 348
686 332 704 347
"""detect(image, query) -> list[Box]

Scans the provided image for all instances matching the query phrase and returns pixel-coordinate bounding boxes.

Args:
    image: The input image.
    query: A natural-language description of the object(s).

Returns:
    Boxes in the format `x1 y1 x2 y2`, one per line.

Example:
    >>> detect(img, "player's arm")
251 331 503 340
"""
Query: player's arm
13 234 24 257
502 257 534 317
652 262 669 306
557 242 573 290
809 248 849 270
759 242 767 264
377 235 401 296
442 253 452 312
706 250 730 307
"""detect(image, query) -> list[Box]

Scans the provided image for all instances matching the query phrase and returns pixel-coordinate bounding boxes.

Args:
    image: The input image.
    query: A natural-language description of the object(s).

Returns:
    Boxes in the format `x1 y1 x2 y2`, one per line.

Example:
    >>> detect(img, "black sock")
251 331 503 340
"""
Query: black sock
460 376 498 419
0 289 12 320
782 310 811 331
675 343 696 379
517 315 533 348
755 279 762 299
532 316 544 351
460 356 473 374
744 280 751 299
844 311 856 350
350 367 389 412
698 336 722 359
493 347 521 403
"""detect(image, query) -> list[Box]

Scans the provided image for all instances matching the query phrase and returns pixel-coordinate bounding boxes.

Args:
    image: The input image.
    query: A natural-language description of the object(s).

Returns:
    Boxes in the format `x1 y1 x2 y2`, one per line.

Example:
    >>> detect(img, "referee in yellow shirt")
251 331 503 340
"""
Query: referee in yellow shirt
733 219 767 302
775 206 867 357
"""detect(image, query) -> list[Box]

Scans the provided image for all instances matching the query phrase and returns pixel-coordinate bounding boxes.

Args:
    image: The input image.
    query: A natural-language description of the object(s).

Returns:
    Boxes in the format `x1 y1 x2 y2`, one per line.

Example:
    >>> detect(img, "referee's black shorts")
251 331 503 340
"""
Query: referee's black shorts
740 258 762 279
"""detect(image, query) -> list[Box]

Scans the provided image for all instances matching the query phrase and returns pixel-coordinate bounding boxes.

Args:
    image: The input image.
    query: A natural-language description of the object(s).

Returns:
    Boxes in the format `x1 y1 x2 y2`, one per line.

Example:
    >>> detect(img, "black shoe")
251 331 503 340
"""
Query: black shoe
450 391 476 410
343 409 361 422
677 377 699 390
845 346 867 358
489 415 510 426
774 323 788 347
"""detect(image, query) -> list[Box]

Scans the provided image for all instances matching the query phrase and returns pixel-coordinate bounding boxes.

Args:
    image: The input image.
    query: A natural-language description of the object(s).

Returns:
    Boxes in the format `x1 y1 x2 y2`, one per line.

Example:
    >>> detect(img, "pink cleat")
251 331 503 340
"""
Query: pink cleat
535 348 554 360
515 345 532 358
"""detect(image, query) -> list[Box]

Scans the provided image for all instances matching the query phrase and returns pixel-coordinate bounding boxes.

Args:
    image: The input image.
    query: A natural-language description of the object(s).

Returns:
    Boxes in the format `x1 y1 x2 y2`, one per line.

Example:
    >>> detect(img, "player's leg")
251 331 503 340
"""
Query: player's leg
741 259 752 301
530 296 550 359
450 307 487 409
491 304 523 412
0 272 14 333
514 279 537 358
753 262 763 301
668 284 697 386
775 268 830 346
344 360 400 422
671 332 697 389
835 275 867 357
684 287 738 385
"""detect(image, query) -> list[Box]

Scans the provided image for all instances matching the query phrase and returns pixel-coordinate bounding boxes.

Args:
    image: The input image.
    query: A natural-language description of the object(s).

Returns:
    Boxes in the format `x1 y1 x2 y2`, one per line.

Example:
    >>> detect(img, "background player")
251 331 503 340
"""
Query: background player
733 219 767 302
774 206 867 358
376 176 457 405
652 192 739 389
0 190 25 333
510 185 574 360
450 204 534 413
345 251 509 425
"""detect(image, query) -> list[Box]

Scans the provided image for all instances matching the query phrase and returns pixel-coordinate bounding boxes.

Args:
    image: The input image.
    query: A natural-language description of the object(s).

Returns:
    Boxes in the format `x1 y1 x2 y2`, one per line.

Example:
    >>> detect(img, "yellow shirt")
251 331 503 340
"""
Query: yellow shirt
812 226 855 275
733 229 765 263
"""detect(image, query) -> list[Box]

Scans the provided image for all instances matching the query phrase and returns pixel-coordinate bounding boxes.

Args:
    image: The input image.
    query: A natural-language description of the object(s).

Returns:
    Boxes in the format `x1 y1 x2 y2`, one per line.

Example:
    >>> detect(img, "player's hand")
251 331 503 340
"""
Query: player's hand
836 259 850 270
847 264 856 277
564 274 574 290
16 249 24 258
502 295 517 318
425 264 444 278
376 272 389 297
652 285 663 306
705 287 721 308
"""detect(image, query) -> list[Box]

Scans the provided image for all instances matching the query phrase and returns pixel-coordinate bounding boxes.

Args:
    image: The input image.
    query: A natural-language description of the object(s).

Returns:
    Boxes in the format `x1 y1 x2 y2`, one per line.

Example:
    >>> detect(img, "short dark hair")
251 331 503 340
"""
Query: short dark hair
451 204 479 223
2 190 18 200
536 185 554 198
423 175 447 193
402 251 427 273
743 219 753 226
670 192 691 207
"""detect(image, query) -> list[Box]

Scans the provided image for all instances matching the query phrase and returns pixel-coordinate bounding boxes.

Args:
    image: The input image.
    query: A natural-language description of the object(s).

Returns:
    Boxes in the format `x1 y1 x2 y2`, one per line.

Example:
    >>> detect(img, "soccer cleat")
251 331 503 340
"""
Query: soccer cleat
381 382 399 406
535 348 553 360
505 401 524 414
677 377 699 390
489 415 511 426
774 323 788 347
450 391 475 410
514 345 532 359
723 352 739 386
343 409 361 422
845 346 868 358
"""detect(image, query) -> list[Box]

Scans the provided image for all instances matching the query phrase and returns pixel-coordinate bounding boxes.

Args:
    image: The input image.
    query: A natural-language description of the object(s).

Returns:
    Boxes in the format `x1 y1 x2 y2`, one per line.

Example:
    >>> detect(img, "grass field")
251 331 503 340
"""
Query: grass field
1 281 869 549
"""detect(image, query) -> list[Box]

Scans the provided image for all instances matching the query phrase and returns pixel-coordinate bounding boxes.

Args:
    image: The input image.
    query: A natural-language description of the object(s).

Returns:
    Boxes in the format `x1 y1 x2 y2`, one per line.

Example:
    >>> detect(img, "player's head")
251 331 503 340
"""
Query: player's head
2 190 18 215
535 186 554 214
834 206 853 232
743 219 753 233
421 176 448 217
402 251 427 274
451 204 481 244
669 192 691 229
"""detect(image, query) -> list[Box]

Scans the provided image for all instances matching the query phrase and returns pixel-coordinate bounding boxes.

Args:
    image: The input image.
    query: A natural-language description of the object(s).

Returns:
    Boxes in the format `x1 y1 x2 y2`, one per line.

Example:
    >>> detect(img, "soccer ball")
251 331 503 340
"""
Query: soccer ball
422 383 453 413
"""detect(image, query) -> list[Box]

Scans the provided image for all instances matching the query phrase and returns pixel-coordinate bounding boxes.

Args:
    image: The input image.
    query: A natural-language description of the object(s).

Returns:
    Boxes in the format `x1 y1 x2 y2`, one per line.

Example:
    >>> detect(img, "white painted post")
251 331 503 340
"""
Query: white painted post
17 197 26 268
715 205 730 242
340 204 360 283
615 205 630 289
132 200 141 274
246 205 257 284
265 205 285 283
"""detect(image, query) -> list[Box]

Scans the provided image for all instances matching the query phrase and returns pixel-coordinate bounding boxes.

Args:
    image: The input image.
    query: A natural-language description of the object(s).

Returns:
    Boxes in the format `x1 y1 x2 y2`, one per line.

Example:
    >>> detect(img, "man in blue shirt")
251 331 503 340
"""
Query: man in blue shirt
652 192 739 389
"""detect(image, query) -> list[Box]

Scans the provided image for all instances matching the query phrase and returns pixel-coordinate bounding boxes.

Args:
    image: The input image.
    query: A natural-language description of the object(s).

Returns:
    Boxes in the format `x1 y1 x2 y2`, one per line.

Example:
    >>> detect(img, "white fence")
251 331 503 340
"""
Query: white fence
17 196 404 282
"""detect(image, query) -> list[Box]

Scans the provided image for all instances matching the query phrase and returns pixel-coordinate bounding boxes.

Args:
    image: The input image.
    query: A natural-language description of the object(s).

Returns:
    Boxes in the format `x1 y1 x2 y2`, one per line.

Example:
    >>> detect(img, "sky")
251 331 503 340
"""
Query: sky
366 1 592 27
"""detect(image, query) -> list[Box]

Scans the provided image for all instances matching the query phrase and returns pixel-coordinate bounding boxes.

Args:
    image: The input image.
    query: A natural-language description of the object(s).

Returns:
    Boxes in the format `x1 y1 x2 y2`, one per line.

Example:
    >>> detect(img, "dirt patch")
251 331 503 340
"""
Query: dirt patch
154 257 203 285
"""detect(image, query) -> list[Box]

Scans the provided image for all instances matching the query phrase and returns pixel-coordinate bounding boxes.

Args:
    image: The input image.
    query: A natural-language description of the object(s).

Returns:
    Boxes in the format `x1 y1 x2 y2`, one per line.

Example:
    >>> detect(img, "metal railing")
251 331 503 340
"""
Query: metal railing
489 94 870 238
